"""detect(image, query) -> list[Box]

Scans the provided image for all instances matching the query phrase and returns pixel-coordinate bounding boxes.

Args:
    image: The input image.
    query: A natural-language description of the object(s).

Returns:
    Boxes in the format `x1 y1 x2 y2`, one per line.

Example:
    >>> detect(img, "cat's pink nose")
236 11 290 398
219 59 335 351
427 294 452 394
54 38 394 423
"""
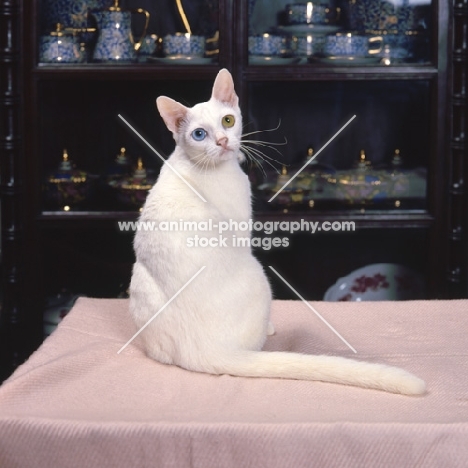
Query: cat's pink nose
216 135 229 149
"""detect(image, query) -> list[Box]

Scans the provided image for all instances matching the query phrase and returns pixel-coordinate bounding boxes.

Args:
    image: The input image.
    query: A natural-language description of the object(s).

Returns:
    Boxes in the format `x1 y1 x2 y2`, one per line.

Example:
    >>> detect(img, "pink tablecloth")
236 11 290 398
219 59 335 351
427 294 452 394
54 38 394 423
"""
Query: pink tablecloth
0 298 468 467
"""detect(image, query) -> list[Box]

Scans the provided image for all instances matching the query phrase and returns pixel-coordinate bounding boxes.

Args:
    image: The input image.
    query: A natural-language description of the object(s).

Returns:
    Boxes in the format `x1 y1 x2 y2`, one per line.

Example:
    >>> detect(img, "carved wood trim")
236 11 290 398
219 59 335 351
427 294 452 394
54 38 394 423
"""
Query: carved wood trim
446 0 468 293
0 0 25 379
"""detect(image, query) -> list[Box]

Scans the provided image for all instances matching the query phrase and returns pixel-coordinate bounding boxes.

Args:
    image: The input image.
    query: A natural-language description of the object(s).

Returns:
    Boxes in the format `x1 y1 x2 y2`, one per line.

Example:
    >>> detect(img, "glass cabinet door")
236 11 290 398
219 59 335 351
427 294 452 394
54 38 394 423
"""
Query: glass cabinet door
248 0 432 65
245 0 438 213
37 0 220 65
247 80 430 212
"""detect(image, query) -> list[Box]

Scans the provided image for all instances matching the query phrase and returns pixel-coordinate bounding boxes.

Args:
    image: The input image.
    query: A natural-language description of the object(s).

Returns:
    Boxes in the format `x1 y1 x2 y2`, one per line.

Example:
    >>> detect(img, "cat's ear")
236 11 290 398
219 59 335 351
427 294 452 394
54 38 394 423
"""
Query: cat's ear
212 69 238 108
156 96 188 135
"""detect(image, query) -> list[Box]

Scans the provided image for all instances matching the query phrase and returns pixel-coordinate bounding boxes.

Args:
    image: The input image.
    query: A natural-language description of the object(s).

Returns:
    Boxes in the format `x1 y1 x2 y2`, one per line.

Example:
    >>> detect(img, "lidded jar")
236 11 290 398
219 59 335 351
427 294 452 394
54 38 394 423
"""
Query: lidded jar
44 149 91 210
108 157 155 210
335 149 389 204
387 148 410 199
106 147 133 180
297 147 336 193
39 23 85 63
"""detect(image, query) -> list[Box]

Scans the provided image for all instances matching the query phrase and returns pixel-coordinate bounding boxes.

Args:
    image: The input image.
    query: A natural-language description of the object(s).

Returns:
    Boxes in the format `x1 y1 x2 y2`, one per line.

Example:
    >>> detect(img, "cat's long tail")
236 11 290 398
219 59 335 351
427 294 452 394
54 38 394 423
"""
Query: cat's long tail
211 351 426 395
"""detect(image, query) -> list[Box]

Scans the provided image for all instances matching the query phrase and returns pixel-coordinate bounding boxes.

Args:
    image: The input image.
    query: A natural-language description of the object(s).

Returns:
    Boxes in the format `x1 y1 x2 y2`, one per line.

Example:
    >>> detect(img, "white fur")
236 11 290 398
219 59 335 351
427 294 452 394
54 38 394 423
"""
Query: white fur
129 69 426 396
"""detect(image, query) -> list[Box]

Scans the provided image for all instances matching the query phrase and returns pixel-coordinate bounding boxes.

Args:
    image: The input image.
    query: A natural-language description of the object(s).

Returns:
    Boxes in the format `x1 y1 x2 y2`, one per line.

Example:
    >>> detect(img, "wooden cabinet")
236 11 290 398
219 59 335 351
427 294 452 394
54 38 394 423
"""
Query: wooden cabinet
1 0 467 379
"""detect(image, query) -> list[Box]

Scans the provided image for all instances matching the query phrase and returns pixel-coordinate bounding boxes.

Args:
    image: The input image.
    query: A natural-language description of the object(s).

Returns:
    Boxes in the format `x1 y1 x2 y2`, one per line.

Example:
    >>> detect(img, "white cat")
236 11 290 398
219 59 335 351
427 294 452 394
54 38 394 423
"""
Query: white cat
129 69 426 396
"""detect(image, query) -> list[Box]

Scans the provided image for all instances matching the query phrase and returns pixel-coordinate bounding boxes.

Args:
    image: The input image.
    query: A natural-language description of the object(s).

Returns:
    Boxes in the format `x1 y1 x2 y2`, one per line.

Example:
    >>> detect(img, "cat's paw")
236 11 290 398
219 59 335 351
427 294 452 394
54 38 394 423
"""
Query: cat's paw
267 322 275 336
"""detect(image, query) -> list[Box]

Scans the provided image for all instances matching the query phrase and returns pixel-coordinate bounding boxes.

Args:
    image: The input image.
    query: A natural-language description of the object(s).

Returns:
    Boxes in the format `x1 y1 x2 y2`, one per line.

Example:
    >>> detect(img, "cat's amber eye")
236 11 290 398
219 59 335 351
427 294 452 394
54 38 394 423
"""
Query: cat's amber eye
222 115 235 128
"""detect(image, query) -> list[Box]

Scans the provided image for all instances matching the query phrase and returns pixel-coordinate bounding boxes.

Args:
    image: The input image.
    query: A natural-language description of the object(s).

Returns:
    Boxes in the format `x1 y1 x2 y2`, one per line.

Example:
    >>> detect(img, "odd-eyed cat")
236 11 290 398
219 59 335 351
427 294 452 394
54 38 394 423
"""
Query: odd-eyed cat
129 69 426 395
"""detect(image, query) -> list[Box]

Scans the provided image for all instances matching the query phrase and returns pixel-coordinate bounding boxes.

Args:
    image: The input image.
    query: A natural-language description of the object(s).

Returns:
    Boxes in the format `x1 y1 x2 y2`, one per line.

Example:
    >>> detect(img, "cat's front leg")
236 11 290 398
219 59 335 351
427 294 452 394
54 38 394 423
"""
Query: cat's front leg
267 322 275 336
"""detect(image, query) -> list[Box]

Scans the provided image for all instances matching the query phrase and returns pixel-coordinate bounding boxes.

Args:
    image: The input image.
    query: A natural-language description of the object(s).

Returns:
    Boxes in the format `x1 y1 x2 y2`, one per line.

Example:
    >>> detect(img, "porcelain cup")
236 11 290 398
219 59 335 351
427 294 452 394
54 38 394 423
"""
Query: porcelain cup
163 33 206 57
293 34 325 57
286 2 340 25
248 34 290 56
369 30 421 60
324 32 382 57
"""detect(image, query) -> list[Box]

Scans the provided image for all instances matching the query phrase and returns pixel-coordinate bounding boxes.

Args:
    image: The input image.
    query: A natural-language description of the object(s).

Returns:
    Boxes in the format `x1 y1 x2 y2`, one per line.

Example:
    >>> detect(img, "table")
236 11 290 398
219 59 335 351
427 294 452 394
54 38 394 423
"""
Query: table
1 298 467 467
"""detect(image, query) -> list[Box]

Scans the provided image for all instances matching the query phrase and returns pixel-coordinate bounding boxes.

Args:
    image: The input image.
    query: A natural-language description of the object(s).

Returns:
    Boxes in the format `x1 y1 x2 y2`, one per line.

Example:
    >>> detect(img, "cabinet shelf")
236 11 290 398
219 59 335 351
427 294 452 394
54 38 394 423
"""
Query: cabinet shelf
244 64 438 81
33 63 438 82
38 210 142 227
37 209 433 230
39 211 140 220
254 210 433 229
34 63 220 81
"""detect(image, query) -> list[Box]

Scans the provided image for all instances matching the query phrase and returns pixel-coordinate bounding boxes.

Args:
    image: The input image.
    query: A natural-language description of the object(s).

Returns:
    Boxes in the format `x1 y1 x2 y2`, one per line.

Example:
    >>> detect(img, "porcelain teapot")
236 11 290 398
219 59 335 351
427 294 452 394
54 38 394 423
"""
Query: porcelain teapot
92 0 150 62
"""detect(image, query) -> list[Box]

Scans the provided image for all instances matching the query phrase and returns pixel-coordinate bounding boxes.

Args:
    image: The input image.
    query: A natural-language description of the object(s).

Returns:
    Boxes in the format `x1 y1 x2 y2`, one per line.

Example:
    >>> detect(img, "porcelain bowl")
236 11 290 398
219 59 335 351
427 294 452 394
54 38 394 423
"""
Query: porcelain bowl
44 172 95 210
43 290 81 337
324 32 382 58
108 176 154 210
248 34 291 57
286 3 340 25
323 263 425 301
292 34 325 56
163 33 205 57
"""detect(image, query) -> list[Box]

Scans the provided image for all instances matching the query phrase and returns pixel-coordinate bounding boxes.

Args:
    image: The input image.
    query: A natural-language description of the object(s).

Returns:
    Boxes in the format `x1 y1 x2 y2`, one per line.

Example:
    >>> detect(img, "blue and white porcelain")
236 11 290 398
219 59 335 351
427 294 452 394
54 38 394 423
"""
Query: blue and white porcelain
286 3 340 25
163 34 206 58
41 0 112 29
376 30 429 61
92 1 150 62
248 34 290 56
292 34 325 56
345 0 415 32
39 24 85 63
324 32 382 57
377 31 412 59
139 34 159 56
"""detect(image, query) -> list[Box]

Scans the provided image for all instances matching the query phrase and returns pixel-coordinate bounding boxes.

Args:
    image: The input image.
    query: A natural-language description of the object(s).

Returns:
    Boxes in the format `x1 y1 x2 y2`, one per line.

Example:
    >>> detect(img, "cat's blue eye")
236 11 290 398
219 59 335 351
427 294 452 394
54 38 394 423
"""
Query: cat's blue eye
191 128 207 141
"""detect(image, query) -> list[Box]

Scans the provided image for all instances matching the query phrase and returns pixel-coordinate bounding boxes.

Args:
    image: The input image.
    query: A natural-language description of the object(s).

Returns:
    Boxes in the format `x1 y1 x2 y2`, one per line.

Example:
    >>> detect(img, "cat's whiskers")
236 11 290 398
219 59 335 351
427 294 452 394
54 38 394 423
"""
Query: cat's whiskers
240 144 281 174
241 139 287 161
202 154 214 176
193 148 225 178
240 121 287 175
241 120 282 138
242 148 268 178
242 138 287 148
241 145 276 177
192 152 212 178
200 156 214 176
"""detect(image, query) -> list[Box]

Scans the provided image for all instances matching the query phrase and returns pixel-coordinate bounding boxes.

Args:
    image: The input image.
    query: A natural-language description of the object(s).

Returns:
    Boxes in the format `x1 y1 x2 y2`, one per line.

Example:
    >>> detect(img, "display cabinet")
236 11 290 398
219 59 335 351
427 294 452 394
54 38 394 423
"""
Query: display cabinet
1 0 467 379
